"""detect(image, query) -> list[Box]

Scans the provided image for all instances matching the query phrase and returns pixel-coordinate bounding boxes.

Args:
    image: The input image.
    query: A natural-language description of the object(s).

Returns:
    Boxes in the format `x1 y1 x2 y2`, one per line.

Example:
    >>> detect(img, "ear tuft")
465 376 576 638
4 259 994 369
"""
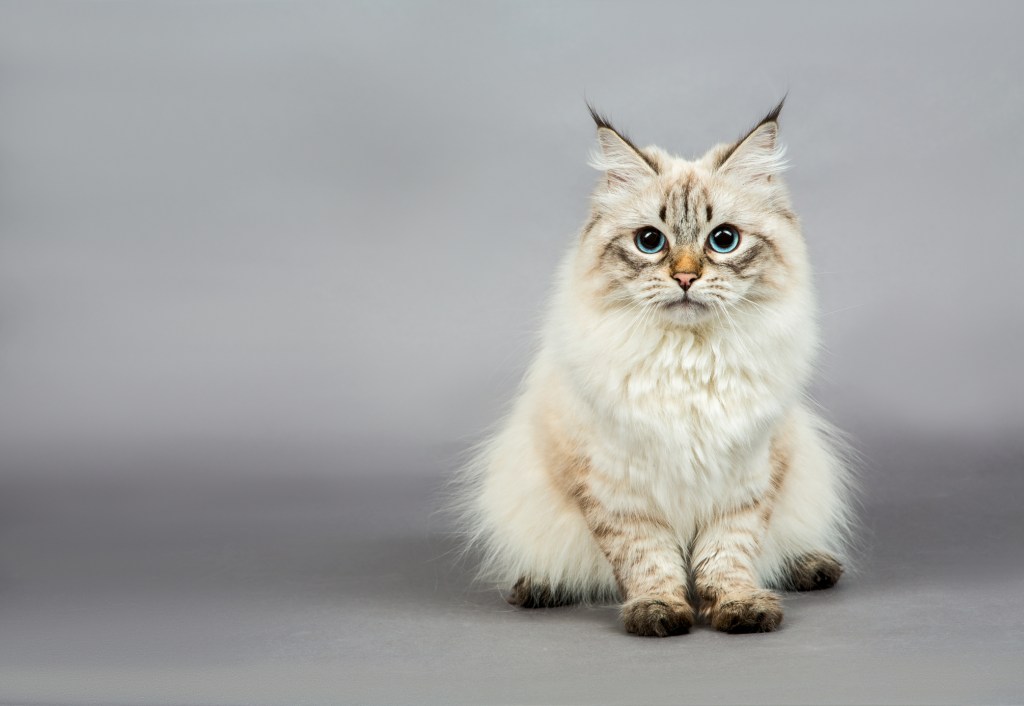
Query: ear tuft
587 102 616 132
718 96 789 182
585 104 658 190
760 94 786 126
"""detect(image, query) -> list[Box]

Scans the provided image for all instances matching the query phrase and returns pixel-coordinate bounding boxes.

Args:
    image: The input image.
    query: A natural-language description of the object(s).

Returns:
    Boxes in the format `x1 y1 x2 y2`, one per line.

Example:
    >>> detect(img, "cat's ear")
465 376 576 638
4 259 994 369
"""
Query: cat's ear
587 105 658 190
717 98 788 183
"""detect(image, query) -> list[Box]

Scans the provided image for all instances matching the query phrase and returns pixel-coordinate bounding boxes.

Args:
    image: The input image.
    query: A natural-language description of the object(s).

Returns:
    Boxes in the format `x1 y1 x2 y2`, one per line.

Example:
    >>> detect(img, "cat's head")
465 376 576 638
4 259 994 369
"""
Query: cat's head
576 99 809 328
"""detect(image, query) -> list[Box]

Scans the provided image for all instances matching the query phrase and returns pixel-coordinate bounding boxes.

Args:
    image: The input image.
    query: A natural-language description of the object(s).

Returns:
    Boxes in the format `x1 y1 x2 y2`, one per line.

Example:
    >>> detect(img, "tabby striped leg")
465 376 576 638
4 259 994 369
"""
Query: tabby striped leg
692 500 782 633
574 484 692 637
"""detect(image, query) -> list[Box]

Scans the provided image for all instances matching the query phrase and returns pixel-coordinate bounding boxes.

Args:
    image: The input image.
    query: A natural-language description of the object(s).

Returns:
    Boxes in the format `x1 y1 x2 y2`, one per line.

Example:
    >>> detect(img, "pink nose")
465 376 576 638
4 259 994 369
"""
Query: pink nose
674 272 699 290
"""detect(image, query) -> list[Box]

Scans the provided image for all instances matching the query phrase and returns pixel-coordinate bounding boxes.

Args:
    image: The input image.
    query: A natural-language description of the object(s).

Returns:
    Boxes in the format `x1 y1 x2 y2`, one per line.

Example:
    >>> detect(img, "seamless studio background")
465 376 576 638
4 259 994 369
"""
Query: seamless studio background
1 2 1022 704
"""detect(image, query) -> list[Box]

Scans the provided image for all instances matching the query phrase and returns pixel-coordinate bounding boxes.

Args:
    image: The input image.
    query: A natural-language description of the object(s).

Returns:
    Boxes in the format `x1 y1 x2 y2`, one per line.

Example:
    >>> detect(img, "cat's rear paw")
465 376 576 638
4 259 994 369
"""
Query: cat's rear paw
711 590 783 634
506 577 575 609
621 595 693 637
784 552 843 591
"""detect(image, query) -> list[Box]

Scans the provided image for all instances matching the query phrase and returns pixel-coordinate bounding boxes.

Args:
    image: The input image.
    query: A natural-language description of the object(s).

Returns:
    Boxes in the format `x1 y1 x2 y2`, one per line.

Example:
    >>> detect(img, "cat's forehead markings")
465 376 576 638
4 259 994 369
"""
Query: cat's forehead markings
662 182 683 235
698 184 712 223
681 173 695 222
669 171 701 241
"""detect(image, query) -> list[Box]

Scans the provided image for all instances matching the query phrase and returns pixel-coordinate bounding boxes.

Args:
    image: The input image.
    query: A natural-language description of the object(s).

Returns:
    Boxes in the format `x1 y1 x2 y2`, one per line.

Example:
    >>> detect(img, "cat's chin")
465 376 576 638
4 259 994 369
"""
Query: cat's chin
660 298 715 325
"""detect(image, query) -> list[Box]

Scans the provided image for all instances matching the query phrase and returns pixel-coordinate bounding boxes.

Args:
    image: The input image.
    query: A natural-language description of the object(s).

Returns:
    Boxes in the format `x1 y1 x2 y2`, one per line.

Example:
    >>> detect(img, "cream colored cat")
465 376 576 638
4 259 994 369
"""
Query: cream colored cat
457 100 854 636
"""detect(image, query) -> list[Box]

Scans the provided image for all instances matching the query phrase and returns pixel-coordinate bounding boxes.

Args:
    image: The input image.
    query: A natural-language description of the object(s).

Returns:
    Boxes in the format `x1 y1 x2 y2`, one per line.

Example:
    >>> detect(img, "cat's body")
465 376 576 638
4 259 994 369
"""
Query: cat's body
458 101 854 636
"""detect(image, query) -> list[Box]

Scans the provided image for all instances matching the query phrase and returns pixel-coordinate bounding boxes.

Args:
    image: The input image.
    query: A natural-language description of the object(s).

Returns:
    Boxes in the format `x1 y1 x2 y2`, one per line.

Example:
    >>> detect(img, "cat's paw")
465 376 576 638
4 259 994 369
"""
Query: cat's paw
506 577 574 609
785 552 843 592
621 595 694 637
710 590 783 634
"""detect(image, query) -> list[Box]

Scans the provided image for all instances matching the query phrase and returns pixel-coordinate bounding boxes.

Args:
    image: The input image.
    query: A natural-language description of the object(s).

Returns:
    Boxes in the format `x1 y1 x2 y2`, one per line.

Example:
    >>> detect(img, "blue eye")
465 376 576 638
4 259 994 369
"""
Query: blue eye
707 224 740 253
634 227 667 254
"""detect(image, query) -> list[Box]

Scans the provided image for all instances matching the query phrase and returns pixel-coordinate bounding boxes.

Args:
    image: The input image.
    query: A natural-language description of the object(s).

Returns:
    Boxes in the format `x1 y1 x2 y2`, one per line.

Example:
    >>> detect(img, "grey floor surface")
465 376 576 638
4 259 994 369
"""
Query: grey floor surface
1 422 1022 705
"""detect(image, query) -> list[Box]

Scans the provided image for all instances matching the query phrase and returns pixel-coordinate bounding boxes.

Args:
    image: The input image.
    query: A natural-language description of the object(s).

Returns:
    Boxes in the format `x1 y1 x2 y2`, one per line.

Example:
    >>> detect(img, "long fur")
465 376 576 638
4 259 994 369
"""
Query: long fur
451 103 856 632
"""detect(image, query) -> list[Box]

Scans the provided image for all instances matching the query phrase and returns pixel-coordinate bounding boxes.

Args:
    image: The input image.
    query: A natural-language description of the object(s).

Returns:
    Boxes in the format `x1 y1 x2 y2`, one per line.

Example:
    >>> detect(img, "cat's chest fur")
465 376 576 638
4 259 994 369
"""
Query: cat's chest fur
559 318 808 516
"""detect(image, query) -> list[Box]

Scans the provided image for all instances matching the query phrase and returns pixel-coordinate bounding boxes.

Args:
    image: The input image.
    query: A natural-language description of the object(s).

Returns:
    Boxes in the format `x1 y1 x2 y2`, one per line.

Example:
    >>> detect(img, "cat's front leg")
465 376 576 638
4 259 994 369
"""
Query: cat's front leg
572 482 693 637
692 496 783 633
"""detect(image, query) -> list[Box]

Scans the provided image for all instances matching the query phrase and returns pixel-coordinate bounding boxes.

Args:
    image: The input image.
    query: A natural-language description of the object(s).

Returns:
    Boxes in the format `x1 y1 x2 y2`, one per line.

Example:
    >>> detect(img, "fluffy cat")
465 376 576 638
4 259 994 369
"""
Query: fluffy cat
456 100 854 636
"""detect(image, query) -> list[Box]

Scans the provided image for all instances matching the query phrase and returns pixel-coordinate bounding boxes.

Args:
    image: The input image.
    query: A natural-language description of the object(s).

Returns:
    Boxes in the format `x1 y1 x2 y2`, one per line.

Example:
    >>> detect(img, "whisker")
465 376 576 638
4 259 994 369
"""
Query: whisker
715 300 758 364
730 292 771 314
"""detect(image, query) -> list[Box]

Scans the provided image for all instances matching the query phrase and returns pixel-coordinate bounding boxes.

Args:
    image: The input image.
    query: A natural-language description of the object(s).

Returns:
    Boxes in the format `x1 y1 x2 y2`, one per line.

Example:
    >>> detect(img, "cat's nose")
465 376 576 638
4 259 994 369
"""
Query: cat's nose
673 272 700 291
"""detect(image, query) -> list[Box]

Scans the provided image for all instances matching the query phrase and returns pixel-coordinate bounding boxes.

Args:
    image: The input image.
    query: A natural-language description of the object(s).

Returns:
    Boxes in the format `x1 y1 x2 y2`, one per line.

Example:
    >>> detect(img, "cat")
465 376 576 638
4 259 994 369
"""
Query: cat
455 99 854 636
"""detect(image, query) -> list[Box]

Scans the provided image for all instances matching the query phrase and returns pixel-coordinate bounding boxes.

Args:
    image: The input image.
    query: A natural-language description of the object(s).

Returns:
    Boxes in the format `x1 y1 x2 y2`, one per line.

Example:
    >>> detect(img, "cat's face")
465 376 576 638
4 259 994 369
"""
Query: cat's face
578 103 809 328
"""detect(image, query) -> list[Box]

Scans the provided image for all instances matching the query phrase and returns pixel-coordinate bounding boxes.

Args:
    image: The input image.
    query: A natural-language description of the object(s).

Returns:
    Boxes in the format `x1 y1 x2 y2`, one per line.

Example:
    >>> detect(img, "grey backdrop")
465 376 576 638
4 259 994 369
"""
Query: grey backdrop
1 1 1023 704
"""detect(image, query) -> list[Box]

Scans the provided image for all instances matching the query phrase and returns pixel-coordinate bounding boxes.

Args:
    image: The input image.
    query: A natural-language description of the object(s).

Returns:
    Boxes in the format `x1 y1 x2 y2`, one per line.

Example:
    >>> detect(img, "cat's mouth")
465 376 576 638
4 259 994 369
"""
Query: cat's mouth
666 296 707 310
661 295 714 322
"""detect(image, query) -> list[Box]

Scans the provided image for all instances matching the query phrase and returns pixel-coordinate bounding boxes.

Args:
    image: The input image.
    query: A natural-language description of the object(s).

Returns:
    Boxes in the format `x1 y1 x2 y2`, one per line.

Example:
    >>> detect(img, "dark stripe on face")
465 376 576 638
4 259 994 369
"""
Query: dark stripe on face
612 245 644 275
715 240 771 275
659 204 667 223
750 233 782 263
775 208 797 224
600 238 645 276
706 203 713 222
664 183 679 227
680 174 694 223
